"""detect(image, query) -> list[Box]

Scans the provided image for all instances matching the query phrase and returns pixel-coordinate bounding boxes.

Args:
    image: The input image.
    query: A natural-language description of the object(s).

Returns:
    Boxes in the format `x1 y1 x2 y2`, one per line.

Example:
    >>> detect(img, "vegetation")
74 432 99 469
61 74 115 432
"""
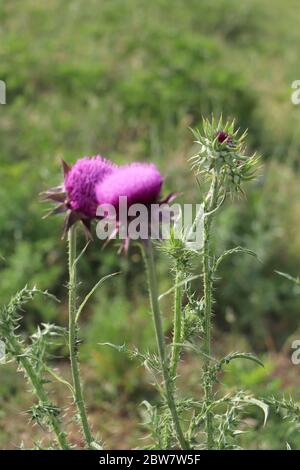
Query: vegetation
0 0 300 449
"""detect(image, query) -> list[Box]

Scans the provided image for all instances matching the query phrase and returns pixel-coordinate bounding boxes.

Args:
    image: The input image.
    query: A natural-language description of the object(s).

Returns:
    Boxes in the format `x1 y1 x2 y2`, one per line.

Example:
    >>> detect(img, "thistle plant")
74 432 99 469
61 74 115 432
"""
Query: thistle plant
94 139 266 450
42 156 118 449
189 116 264 448
0 155 120 449
1 122 295 450
0 287 69 449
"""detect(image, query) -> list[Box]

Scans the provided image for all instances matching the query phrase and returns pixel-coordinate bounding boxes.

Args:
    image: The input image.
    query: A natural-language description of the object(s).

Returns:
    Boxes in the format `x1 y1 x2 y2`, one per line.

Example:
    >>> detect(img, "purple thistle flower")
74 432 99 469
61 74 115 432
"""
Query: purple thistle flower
96 162 164 208
96 162 176 253
41 156 116 237
65 156 116 218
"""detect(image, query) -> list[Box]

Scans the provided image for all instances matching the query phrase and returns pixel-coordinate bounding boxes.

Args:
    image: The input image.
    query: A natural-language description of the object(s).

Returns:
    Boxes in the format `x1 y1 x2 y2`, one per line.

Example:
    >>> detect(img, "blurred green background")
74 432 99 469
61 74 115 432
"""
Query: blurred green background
1 0 300 449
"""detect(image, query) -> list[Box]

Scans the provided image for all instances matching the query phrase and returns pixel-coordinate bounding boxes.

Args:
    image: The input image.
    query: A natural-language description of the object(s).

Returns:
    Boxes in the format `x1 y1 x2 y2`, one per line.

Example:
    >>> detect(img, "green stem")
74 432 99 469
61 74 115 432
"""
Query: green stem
9 336 69 450
202 174 218 450
142 241 189 450
68 226 94 449
170 269 183 380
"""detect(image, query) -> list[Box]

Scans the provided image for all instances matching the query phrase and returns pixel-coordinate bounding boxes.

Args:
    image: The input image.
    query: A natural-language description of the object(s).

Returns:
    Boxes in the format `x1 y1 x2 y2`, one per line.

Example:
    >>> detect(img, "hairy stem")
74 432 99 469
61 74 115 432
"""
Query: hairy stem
202 174 218 450
9 336 69 450
142 241 189 450
68 226 94 449
170 269 183 380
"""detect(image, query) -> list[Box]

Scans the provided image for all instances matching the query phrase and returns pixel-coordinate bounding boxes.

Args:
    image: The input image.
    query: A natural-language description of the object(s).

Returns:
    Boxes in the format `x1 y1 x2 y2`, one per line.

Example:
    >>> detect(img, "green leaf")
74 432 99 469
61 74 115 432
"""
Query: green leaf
46 366 74 395
98 342 126 353
275 270 300 286
98 342 153 369
73 241 91 268
240 396 269 427
218 352 264 370
158 274 202 301
75 272 120 322
215 246 259 271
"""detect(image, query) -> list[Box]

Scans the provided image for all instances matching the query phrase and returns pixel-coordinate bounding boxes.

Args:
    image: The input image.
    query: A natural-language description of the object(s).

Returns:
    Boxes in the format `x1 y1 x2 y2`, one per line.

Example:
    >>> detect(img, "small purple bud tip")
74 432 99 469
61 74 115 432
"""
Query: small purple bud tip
217 130 230 144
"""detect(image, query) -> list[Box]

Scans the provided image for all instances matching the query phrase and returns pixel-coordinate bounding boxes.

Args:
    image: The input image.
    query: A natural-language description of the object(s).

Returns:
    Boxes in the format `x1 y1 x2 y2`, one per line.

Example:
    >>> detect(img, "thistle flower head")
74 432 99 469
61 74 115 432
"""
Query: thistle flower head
96 162 164 208
41 156 116 237
64 156 116 217
96 162 175 253
190 116 260 195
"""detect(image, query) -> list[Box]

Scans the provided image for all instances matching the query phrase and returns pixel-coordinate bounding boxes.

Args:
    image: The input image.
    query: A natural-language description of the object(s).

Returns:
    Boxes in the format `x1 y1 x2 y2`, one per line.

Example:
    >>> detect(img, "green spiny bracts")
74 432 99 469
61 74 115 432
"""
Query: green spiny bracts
190 116 260 196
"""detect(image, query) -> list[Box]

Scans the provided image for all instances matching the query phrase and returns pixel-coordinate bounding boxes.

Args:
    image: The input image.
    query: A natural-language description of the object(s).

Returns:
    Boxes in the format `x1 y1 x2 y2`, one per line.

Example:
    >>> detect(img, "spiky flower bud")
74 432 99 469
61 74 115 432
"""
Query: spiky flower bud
190 116 260 195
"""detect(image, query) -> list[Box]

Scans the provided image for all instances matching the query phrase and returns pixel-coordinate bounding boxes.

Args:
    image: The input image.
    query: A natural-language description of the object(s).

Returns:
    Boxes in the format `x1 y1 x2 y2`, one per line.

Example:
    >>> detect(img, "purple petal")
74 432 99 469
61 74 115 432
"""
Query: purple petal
96 162 164 209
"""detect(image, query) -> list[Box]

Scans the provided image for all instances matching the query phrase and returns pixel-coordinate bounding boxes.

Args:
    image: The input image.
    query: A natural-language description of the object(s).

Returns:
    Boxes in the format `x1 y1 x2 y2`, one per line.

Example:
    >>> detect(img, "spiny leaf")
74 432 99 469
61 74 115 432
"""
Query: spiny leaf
264 395 300 422
218 352 264 370
215 246 259 272
158 274 202 301
237 396 269 427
